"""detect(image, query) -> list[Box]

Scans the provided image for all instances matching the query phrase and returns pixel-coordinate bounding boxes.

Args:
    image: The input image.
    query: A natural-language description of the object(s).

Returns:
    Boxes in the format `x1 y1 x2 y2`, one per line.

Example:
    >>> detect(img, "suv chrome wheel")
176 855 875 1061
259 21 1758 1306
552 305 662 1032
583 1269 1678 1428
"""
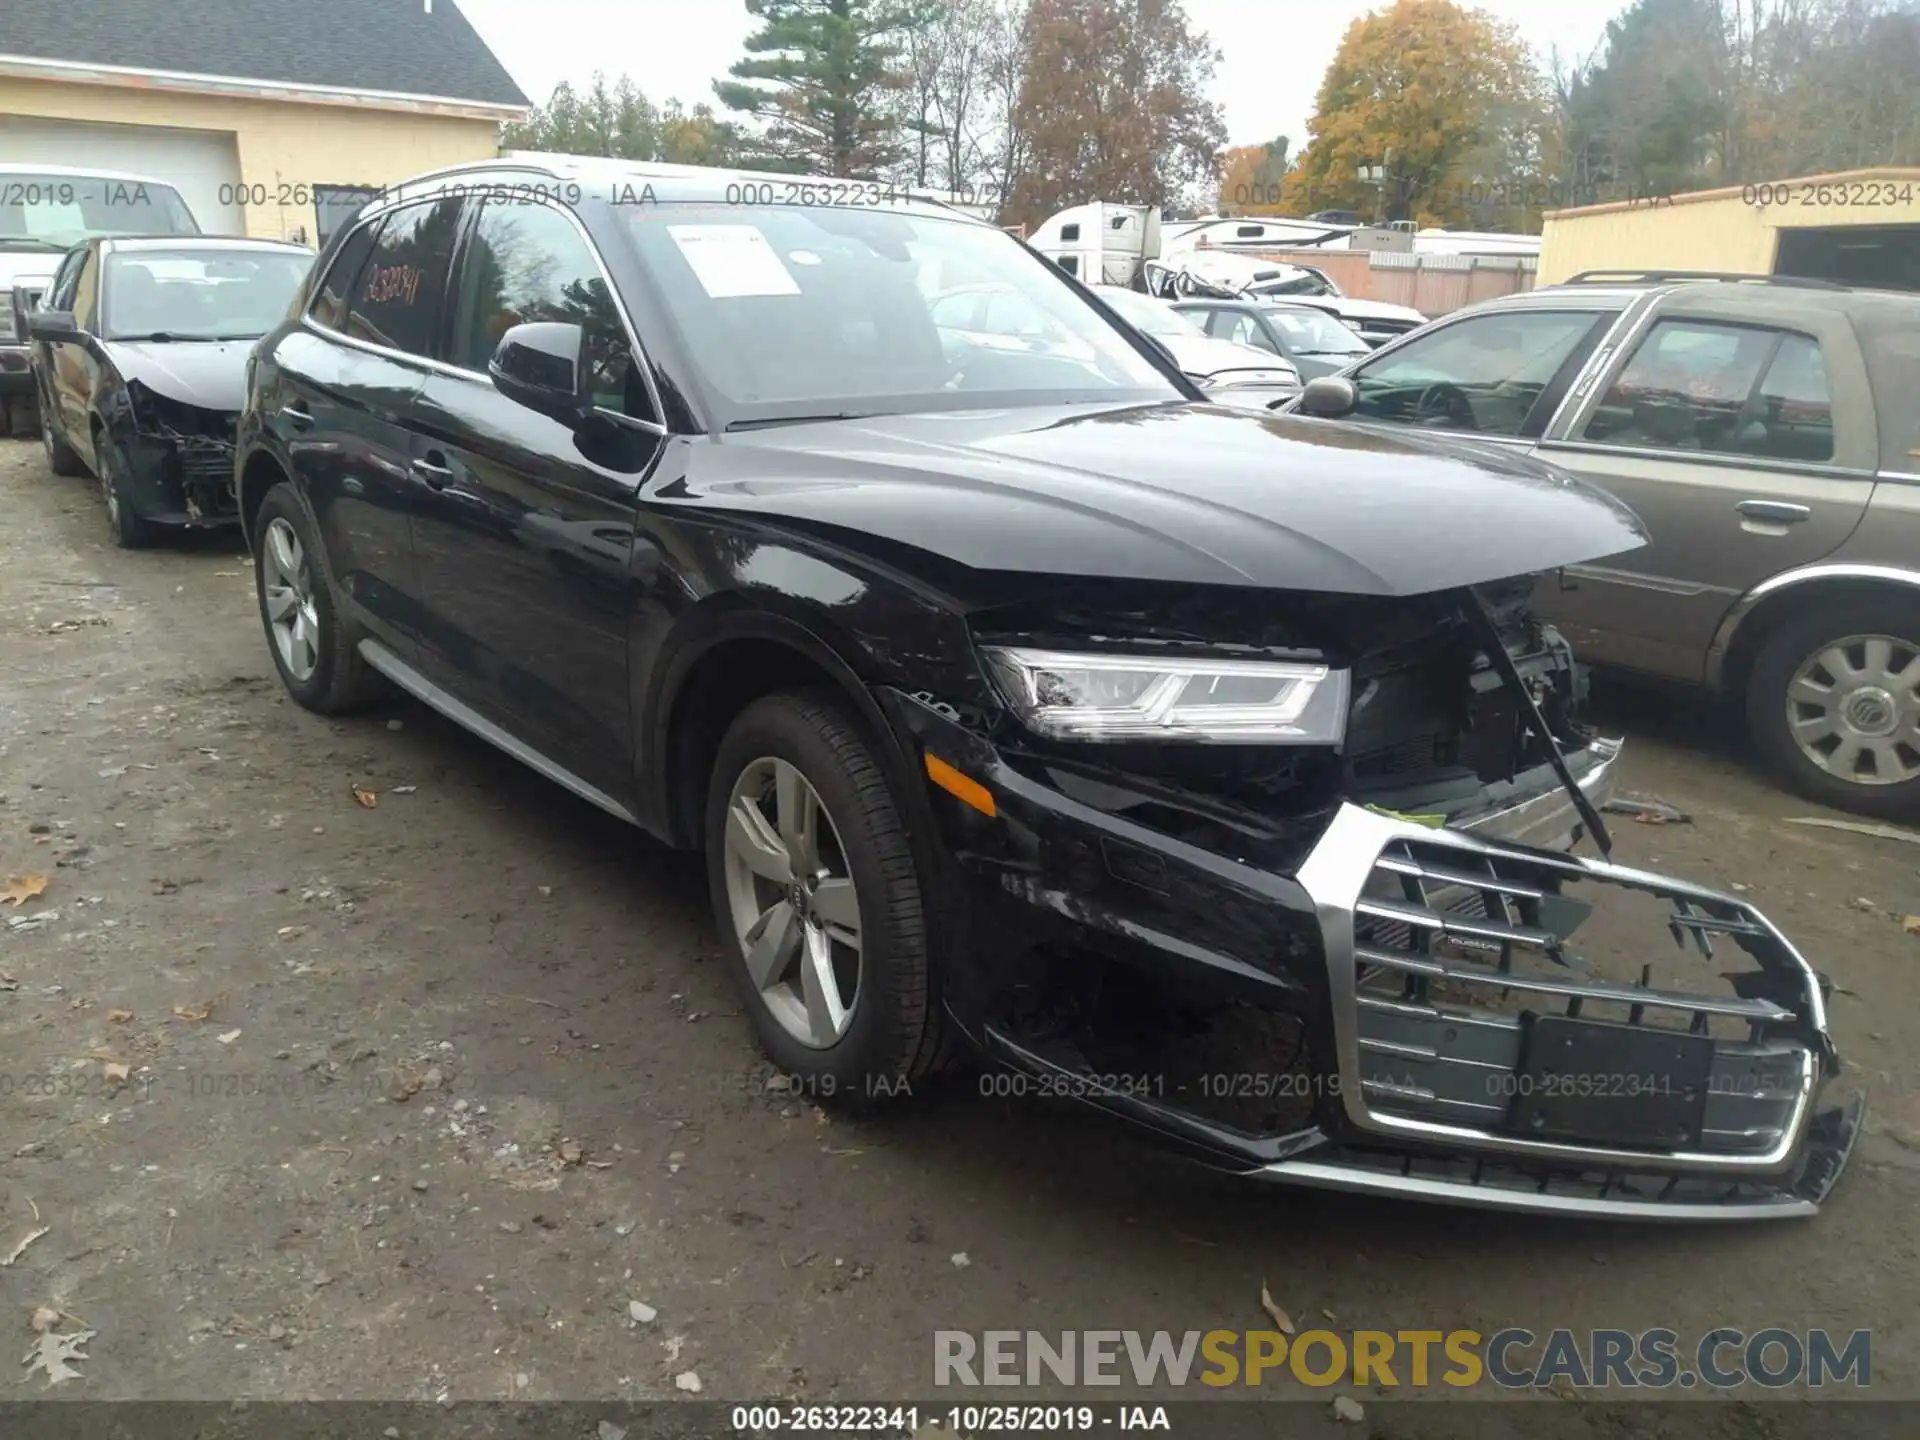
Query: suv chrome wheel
1785 633 1920 785
262 516 321 683
721 756 863 1049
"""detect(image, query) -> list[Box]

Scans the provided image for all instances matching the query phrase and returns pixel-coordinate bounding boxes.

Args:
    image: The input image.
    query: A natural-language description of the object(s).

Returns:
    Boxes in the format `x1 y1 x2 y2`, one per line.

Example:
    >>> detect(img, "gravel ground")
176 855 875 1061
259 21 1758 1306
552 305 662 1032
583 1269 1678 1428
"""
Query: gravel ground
1 438 1915 1429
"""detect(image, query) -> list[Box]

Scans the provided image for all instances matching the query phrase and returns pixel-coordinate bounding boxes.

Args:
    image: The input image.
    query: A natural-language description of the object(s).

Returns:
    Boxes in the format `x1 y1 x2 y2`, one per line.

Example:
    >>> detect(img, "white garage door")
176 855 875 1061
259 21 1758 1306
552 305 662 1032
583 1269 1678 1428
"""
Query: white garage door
0 116 244 233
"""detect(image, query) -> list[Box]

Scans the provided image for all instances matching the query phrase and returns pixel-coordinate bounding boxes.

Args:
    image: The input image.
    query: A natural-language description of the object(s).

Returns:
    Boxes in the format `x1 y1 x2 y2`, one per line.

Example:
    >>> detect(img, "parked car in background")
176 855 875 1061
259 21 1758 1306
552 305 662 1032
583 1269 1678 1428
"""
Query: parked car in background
2 165 202 435
1086 284 1300 408
28 236 313 547
1161 249 1427 347
1292 270 1920 818
229 158 1859 1219
1171 297 1373 379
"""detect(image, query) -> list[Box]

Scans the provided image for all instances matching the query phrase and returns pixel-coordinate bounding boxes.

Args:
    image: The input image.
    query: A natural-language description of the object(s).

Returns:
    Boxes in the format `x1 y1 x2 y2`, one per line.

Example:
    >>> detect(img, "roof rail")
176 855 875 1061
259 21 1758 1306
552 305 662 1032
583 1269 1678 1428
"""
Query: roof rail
1562 268 1851 292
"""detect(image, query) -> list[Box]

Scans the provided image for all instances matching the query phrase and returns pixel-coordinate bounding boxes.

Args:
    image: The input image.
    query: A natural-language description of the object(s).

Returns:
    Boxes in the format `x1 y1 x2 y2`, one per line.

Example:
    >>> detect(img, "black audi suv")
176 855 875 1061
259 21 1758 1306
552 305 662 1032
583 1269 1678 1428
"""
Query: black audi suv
233 158 1860 1220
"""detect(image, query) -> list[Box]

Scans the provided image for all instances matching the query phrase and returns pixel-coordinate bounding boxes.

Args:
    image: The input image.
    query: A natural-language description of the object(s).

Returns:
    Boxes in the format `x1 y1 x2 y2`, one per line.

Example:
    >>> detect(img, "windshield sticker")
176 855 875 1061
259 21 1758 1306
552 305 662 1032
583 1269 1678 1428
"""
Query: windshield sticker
668 225 802 298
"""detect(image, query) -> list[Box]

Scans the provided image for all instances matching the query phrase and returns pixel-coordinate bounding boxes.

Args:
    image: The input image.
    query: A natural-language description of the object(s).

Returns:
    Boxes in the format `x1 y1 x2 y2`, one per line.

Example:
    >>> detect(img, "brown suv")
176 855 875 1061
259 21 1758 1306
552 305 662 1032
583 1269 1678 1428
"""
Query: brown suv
1295 271 1920 818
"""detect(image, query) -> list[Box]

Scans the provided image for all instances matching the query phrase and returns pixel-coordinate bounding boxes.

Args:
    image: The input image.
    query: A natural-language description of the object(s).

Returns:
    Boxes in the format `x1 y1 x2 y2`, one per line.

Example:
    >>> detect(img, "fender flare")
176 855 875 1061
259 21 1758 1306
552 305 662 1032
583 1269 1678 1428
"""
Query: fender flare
1707 562 1920 688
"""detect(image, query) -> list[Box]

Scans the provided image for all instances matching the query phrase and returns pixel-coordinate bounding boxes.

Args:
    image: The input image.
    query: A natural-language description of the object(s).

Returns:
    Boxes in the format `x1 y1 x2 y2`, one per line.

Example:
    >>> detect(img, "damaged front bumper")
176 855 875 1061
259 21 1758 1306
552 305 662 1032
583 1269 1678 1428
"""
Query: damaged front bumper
889 695 1861 1221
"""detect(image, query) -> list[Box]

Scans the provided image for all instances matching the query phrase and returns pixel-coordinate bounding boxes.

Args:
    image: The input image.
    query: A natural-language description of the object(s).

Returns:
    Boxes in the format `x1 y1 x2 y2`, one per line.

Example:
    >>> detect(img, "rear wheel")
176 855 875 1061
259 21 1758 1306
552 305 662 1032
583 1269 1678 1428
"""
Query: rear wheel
252 483 383 714
41 402 84 476
1747 594 1920 819
705 692 944 1103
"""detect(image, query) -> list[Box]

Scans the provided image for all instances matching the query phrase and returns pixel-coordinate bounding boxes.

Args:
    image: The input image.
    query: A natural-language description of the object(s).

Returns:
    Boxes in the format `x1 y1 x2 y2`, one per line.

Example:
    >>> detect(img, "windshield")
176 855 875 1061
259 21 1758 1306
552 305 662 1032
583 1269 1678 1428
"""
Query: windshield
104 249 311 341
1264 306 1369 355
619 204 1178 426
0 174 198 250
1093 287 1204 337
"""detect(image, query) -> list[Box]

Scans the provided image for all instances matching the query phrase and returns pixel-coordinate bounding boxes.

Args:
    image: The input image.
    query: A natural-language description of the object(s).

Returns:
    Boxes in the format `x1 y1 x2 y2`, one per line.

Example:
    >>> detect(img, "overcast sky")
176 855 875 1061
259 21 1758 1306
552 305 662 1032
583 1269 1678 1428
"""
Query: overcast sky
456 0 1624 151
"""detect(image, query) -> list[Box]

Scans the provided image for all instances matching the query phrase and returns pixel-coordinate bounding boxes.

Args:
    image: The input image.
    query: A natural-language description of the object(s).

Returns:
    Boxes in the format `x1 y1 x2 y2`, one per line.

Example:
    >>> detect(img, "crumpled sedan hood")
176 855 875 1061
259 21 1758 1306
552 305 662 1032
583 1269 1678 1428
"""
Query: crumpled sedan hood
105 339 250 413
687 403 1647 596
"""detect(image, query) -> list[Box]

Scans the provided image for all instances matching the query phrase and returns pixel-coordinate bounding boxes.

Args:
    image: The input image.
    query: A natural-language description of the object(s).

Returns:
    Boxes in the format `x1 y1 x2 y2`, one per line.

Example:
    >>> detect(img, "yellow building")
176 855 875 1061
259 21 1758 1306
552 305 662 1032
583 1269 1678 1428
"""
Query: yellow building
0 0 527 245
1540 167 1920 291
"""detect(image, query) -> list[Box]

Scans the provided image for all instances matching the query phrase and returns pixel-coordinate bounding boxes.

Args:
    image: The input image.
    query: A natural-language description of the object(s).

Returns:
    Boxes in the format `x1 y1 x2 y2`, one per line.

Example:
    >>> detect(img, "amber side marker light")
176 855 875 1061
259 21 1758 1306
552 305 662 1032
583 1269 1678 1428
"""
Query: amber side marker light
925 752 997 818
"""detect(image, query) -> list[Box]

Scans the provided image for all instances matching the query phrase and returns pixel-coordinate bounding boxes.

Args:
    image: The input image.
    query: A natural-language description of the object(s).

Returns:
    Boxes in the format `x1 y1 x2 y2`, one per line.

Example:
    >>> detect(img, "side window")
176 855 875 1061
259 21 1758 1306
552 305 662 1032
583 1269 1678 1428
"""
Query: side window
1219 312 1279 353
1742 333 1833 462
1580 319 1829 460
1349 310 1604 437
346 198 463 358
449 199 648 421
308 219 380 334
71 249 100 329
1055 254 1078 277
930 292 981 330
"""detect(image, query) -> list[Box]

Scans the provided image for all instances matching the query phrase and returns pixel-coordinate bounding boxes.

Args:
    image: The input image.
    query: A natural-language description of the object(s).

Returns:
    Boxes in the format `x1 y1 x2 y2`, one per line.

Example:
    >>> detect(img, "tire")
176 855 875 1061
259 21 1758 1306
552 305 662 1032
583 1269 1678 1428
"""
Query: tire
1746 593 1920 819
252 482 383 714
96 434 159 549
42 402 84 477
705 691 944 1104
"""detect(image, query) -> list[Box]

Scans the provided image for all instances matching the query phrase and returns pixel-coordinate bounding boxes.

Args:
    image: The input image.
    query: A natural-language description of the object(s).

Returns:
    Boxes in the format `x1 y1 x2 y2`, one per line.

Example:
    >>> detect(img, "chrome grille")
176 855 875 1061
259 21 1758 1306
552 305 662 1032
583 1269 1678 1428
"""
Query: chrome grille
1293 804 1831 1171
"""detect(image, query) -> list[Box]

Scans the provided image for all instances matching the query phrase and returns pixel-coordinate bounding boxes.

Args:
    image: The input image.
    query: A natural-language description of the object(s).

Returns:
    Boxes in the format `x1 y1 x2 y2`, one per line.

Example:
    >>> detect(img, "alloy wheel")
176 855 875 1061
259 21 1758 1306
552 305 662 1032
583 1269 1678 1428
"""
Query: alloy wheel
721 756 864 1049
262 516 322 682
1786 633 1920 785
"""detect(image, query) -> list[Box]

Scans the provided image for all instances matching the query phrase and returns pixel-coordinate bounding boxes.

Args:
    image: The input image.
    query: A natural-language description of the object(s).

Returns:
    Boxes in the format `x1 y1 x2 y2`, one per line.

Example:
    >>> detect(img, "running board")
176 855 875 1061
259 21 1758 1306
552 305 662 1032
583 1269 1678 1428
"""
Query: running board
357 639 640 827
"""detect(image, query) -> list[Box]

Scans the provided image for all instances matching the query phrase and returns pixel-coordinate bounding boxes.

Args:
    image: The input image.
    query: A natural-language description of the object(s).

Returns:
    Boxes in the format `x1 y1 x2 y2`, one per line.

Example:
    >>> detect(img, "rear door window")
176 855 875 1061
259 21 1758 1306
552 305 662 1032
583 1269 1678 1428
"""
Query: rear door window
1579 319 1835 463
1347 309 1609 437
344 198 464 359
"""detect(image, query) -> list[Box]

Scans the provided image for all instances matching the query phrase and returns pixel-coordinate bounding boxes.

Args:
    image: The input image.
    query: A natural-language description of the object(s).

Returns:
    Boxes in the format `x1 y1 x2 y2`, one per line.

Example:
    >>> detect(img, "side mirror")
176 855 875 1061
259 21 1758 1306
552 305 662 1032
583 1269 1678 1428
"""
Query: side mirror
28 309 82 345
1296 375 1358 418
489 321 591 426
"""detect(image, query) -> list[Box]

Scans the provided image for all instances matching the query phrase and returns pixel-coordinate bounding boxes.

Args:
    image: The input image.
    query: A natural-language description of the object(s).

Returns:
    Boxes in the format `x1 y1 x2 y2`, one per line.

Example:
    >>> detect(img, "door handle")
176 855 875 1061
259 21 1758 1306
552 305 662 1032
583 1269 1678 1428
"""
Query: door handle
411 453 454 490
278 403 314 431
1736 499 1811 524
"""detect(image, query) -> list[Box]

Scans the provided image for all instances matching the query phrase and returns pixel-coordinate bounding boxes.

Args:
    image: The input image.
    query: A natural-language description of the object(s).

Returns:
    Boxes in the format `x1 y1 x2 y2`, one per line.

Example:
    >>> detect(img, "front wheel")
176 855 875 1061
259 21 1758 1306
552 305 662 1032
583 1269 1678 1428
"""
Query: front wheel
97 436 158 549
1747 595 1920 818
705 692 944 1103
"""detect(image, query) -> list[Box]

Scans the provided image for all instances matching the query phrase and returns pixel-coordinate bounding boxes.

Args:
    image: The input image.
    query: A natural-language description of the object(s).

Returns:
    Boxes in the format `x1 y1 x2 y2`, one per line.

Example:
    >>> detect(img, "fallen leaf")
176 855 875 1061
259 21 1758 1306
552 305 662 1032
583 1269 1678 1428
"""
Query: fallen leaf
674 1370 703 1393
1259 1280 1296 1335
558 1140 583 1166
23 1327 97 1387
29 1306 60 1334
1 874 50 908
2 1225 50 1267
172 1002 212 1023
1904 916 1920 936
102 1062 130 1087
387 1071 423 1103
351 786 378 809
216 1029 242 1045
0 970 17 991
106 1009 134 1025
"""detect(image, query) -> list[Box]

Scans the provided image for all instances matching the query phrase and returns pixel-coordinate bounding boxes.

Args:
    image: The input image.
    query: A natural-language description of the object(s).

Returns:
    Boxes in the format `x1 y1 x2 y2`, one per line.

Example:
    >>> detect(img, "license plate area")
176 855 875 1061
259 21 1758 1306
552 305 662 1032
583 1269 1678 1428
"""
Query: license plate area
1506 1015 1713 1149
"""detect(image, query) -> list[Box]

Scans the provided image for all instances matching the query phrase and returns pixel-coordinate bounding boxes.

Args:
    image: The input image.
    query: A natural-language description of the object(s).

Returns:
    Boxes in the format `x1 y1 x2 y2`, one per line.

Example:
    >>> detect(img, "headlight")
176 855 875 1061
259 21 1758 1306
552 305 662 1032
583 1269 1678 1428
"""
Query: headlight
981 646 1350 744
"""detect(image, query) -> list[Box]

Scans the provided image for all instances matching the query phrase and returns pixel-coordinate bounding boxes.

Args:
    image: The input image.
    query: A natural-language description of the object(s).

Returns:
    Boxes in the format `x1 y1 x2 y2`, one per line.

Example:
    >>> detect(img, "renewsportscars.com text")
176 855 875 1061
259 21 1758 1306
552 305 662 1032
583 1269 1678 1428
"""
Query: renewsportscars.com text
934 1327 1870 1390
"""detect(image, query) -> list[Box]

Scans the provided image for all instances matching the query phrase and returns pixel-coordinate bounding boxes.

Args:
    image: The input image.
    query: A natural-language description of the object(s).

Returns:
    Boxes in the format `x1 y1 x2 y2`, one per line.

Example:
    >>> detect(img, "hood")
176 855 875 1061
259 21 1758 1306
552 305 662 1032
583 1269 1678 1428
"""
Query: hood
1159 331 1295 379
105 340 252 413
684 403 1648 596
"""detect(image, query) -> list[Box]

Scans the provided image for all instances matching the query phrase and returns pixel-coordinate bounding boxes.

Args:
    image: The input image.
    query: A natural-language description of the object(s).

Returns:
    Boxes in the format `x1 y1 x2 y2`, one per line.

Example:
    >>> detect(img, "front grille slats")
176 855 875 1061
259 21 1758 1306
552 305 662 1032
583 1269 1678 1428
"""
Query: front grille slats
1346 830 1818 1160
1355 943 1793 1020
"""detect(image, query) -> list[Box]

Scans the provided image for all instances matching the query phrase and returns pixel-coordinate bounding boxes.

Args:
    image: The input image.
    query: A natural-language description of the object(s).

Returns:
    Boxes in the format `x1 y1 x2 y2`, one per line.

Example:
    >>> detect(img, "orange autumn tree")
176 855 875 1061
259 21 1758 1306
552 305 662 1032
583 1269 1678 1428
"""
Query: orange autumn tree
1286 0 1548 227
1219 135 1290 214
